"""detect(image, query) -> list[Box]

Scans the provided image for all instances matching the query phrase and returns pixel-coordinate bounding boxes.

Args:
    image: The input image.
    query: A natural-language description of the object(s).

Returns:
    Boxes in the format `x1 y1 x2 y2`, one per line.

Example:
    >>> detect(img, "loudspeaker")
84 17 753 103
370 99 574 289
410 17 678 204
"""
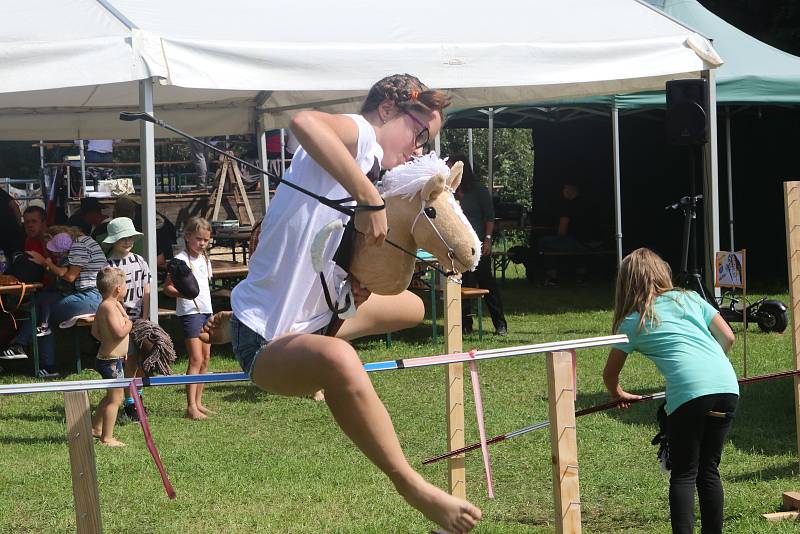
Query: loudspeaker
665 79 708 145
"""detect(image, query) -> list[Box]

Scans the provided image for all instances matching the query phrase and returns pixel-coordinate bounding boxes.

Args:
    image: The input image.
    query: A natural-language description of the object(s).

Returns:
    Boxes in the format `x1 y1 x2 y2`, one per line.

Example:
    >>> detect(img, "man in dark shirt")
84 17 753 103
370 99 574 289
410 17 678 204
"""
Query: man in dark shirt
67 197 107 239
0 188 24 259
539 182 590 284
450 154 508 336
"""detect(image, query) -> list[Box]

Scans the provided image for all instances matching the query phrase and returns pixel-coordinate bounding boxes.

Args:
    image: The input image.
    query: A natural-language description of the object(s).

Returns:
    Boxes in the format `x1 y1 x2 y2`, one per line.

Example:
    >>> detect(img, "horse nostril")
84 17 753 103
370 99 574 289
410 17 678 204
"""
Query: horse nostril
471 248 475 257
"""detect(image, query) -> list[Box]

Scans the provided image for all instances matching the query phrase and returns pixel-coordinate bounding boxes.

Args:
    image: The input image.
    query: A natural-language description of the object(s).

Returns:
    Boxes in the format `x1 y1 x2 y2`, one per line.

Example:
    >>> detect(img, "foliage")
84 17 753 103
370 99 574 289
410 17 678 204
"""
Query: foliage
698 0 800 55
441 128 534 209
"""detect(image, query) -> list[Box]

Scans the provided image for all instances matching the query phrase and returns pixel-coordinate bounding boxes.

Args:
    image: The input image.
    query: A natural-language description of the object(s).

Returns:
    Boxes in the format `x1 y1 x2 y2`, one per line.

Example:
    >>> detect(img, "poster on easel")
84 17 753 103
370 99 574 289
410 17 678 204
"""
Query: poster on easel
715 250 746 288
715 250 747 376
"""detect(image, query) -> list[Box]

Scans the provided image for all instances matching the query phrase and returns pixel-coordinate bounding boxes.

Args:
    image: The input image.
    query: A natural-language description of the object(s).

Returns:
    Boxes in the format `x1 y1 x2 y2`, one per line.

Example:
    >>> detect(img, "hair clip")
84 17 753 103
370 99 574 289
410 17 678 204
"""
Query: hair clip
409 90 419 102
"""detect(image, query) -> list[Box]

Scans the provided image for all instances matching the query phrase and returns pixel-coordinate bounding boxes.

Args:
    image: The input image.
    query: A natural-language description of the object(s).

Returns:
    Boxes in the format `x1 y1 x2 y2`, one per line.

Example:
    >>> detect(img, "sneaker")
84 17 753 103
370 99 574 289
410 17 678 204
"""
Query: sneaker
35 368 60 379
1 344 28 360
123 403 140 423
495 325 508 336
36 325 52 337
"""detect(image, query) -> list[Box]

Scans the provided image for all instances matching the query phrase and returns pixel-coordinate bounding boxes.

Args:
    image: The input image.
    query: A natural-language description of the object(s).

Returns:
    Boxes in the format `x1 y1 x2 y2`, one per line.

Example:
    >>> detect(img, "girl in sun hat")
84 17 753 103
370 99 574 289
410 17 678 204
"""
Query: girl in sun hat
104 217 152 420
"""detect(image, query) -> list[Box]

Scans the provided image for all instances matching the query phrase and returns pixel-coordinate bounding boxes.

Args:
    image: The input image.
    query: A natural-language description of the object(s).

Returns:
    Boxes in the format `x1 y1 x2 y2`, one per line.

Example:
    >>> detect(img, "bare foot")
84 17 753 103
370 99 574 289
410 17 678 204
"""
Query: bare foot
398 476 482 533
185 409 208 420
199 311 233 344
98 437 126 447
311 389 325 402
198 405 217 415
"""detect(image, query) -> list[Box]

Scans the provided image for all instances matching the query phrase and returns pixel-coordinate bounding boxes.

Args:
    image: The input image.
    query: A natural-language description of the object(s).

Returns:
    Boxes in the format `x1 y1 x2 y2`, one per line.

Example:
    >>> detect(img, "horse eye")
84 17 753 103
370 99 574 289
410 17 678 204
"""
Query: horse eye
424 207 437 218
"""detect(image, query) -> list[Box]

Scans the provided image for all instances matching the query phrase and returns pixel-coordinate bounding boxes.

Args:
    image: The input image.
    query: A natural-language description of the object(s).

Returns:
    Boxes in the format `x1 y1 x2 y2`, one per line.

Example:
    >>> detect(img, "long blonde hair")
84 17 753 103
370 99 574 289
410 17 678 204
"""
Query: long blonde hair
612 248 675 334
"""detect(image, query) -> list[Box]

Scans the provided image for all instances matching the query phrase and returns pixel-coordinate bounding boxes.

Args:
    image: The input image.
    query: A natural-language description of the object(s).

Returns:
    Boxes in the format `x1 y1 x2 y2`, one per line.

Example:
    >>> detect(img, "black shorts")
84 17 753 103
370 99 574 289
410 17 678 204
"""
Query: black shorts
95 357 124 380
180 313 211 339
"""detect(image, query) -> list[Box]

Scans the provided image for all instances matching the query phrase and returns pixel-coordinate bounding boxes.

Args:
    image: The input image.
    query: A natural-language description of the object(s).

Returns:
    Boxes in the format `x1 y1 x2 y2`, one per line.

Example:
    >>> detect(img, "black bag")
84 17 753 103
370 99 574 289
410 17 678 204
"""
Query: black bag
167 258 200 300
8 252 45 283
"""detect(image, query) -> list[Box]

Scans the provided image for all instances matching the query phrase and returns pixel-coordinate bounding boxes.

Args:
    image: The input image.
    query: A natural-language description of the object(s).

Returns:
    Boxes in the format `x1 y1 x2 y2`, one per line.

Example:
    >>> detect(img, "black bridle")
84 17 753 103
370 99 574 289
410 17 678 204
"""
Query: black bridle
119 111 455 278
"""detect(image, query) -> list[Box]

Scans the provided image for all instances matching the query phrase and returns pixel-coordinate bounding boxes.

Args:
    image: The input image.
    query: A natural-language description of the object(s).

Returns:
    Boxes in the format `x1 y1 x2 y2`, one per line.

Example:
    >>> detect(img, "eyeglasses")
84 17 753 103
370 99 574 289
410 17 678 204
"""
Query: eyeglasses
402 109 430 149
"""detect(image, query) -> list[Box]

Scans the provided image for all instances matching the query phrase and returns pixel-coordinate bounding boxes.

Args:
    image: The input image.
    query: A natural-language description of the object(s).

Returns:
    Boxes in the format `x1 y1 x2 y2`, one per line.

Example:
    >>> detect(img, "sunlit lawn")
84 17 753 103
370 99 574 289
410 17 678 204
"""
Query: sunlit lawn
1 266 798 533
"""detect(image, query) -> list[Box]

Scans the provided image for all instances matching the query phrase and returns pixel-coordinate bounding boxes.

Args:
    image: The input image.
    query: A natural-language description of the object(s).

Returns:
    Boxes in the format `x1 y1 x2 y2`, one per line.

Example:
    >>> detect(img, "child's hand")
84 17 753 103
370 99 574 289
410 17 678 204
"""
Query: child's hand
354 208 388 247
612 390 643 409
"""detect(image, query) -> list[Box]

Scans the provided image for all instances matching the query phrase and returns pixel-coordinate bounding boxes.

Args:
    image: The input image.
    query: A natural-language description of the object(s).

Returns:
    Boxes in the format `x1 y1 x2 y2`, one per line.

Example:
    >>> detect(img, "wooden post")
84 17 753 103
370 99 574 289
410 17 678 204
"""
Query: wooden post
783 182 800 460
64 391 102 534
444 276 466 499
547 351 582 534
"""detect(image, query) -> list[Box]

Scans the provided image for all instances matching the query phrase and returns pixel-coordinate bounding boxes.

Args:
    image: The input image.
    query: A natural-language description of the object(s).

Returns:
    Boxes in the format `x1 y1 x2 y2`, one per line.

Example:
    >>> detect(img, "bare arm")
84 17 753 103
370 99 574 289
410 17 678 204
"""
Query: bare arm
557 216 570 237
290 111 386 245
708 313 735 354
39 256 82 283
602 348 642 406
110 302 132 338
482 220 495 256
142 281 151 319
162 273 183 299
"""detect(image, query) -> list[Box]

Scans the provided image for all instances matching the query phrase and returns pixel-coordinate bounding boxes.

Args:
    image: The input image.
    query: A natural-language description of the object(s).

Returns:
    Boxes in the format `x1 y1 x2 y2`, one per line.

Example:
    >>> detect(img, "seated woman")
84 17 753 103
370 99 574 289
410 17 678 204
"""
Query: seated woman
25 226 107 377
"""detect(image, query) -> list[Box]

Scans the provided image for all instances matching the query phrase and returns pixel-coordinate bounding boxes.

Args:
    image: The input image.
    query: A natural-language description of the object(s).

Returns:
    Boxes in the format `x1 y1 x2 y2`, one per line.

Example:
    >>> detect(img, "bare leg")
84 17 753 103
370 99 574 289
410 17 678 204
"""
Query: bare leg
197 343 215 414
336 291 424 341
251 334 481 533
94 388 125 447
185 339 207 420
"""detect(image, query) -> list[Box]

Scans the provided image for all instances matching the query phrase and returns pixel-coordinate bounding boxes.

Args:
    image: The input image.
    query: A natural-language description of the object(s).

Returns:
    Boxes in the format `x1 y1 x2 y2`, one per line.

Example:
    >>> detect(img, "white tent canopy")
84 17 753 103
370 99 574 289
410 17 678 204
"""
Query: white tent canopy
0 0 722 139
0 0 723 321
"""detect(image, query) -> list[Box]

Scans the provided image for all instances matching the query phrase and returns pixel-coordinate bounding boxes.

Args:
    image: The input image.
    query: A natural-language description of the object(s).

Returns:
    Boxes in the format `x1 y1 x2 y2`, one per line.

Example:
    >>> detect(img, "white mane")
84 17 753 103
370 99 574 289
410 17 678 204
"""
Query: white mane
380 153 451 199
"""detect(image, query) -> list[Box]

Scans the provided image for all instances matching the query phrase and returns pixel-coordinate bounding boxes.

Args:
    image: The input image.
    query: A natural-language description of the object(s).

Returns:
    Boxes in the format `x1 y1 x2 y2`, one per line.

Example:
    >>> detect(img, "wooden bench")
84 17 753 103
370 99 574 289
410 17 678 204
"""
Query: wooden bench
461 287 491 340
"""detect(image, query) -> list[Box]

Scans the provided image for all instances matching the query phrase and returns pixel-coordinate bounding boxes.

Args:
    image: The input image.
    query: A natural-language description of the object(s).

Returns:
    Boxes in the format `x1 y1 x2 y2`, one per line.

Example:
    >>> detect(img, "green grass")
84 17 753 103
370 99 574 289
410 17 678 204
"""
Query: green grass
1 271 798 533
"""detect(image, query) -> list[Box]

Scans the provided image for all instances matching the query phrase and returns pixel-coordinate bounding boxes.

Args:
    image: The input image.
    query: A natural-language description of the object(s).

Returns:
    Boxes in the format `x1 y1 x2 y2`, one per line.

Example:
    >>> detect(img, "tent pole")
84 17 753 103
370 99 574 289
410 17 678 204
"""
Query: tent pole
725 107 734 250
280 128 287 176
702 70 721 298
488 108 494 192
78 140 86 198
257 124 270 214
611 106 623 266
467 128 474 169
139 78 159 323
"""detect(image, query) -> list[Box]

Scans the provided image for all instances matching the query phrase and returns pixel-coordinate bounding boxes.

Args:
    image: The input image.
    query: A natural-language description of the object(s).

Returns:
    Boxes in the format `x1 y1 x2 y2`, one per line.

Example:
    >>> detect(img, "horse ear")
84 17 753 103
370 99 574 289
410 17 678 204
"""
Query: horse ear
448 161 464 191
421 173 446 202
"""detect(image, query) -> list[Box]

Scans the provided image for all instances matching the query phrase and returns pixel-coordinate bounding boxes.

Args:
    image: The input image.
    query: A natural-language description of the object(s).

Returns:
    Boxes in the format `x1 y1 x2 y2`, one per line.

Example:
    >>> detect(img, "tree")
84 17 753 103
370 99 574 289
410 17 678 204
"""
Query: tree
440 127 534 209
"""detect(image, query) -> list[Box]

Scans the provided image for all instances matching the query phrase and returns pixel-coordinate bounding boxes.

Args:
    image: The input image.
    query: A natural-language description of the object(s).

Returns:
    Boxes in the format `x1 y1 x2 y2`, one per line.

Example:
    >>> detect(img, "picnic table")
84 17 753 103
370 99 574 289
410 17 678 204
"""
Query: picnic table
0 282 43 374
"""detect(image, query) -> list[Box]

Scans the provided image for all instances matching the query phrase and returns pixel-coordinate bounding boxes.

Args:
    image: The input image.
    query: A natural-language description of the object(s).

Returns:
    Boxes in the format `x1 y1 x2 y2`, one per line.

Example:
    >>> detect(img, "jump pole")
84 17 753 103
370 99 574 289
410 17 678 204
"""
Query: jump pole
783 181 800 460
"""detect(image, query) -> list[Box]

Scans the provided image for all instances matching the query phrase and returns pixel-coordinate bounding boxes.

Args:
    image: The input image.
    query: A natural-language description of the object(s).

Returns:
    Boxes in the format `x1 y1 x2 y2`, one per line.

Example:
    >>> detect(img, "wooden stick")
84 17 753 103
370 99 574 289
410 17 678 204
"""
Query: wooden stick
444 275 466 501
783 181 800 461
547 350 582 534
64 391 103 534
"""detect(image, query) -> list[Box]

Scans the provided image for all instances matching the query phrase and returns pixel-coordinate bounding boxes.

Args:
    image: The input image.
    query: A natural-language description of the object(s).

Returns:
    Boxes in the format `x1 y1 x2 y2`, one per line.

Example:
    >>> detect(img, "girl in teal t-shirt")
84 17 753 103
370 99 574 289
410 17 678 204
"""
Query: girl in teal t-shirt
603 248 738 534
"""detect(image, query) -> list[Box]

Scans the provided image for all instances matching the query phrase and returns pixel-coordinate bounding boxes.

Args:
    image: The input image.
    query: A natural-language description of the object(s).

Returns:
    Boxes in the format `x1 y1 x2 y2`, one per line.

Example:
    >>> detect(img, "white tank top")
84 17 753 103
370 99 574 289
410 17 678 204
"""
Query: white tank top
231 115 383 340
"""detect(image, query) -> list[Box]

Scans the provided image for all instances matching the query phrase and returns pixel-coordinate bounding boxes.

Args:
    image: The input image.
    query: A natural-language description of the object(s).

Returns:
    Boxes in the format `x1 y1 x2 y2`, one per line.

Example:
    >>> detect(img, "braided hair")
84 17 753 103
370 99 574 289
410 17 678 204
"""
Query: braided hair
361 74 451 117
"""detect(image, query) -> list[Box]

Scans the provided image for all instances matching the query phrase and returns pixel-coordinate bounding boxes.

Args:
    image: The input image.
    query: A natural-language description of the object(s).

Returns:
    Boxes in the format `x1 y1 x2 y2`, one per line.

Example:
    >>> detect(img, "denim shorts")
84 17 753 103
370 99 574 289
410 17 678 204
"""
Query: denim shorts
180 313 211 339
231 313 268 376
95 357 124 380
230 314 327 376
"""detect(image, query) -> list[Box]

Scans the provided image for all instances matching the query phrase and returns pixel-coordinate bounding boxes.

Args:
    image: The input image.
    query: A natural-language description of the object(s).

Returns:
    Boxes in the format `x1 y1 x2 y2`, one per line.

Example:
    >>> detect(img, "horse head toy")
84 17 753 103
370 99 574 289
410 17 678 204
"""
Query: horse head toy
349 153 481 295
